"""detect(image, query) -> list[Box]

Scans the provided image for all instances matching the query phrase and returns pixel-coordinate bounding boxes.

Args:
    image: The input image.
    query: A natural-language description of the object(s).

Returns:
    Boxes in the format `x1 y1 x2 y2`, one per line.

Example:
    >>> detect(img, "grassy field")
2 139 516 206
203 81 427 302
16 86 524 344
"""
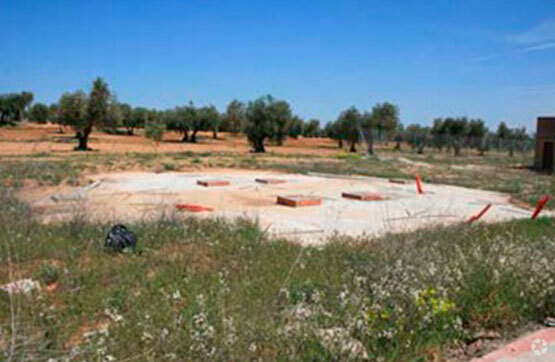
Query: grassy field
0 125 554 360
0 187 553 360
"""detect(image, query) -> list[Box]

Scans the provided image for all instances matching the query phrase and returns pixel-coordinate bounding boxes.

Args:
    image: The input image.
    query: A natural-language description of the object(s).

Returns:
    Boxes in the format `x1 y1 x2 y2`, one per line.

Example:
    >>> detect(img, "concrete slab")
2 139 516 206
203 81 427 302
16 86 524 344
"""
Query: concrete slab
27 170 551 245
473 328 555 361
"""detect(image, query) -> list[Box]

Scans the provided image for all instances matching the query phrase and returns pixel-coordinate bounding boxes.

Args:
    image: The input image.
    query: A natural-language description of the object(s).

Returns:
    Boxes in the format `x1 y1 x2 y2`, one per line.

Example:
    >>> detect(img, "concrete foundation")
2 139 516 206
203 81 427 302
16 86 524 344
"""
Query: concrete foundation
27 170 549 245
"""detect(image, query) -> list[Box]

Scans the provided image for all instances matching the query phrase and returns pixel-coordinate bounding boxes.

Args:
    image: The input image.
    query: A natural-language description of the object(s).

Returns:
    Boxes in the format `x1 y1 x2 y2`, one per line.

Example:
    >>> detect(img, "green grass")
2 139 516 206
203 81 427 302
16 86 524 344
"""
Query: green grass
0 185 553 360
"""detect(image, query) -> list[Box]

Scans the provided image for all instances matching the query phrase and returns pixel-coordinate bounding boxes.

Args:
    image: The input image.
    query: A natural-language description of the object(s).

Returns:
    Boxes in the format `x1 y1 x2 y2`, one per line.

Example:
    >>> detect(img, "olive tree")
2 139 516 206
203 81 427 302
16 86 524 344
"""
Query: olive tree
199 105 221 140
145 110 165 142
270 100 292 146
288 116 304 139
223 100 246 134
185 102 205 143
444 117 468 156
303 119 320 137
372 102 399 143
337 107 362 153
57 91 88 144
245 95 292 153
324 120 344 148
61 77 110 150
362 102 399 155
29 103 49 124
119 103 136 135
165 106 191 142
0 92 34 126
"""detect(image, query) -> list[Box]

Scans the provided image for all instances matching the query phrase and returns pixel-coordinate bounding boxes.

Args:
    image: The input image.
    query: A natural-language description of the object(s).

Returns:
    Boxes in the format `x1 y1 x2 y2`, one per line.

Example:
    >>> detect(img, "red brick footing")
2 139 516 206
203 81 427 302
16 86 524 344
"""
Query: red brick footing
342 191 384 201
277 195 322 207
175 204 214 212
389 178 407 184
197 179 230 187
255 178 287 184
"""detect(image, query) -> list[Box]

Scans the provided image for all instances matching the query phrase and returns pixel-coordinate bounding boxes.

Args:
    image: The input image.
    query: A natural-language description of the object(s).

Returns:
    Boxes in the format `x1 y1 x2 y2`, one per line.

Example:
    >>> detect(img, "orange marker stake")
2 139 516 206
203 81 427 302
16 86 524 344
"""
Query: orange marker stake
415 174 424 194
467 203 492 223
46 282 59 293
531 195 551 220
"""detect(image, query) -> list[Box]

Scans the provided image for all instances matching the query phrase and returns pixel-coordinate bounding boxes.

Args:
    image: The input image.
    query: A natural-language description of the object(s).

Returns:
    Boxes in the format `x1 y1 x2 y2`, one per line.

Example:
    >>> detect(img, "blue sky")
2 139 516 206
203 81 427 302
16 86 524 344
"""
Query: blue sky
2 0 555 130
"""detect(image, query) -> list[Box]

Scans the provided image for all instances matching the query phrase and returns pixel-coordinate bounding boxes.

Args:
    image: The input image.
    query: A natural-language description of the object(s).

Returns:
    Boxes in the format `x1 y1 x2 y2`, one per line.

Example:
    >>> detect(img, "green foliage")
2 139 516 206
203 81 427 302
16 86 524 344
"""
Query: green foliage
223 100 246 133
37 263 60 285
288 115 304 139
245 95 292 152
0 91 34 126
144 111 166 142
119 103 135 135
129 106 150 134
103 96 123 133
369 102 400 142
303 118 321 137
0 182 552 360
336 106 362 152
57 91 88 131
199 105 221 140
85 77 111 131
28 103 49 124
404 124 429 153
324 120 344 148
56 77 112 150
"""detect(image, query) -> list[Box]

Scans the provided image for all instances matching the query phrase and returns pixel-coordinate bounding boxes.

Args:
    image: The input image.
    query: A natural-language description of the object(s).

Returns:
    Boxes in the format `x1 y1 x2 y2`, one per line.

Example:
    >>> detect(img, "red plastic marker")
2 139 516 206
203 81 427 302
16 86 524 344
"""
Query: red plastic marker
531 195 551 220
467 203 492 223
415 174 424 194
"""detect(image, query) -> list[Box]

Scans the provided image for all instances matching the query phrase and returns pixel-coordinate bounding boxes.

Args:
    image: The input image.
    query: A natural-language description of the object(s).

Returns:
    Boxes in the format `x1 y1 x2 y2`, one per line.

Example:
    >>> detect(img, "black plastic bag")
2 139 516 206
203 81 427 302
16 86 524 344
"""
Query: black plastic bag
105 224 137 252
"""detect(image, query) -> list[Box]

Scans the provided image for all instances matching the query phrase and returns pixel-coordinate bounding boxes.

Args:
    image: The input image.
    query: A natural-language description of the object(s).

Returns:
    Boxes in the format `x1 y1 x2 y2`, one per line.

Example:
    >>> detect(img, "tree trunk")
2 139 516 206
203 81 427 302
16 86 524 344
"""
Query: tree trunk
181 131 189 142
75 129 91 151
394 141 401 151
253 137 265 152
338 139 343 148
366 137 374 156
127 128 134 136
349 142 357 153
191 130 197 143
212 129 218 140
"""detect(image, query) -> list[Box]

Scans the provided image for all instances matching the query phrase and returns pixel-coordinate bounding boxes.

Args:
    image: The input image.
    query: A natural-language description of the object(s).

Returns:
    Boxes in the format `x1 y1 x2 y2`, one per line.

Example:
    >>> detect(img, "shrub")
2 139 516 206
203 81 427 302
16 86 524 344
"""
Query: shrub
145 115 165 142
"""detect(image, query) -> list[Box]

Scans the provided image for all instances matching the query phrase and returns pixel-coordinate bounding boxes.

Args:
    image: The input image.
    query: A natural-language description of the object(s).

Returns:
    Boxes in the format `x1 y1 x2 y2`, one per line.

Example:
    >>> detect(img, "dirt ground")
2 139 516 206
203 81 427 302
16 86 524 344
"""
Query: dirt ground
24 169 545 245
0 123 339 156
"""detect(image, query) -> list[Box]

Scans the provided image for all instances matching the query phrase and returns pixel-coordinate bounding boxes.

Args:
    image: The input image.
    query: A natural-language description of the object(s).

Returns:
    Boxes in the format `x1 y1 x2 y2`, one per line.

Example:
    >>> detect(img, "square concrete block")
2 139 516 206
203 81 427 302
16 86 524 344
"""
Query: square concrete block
255 178 287 184
342 191 384 201
197 179 230 187
277 195 322 207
